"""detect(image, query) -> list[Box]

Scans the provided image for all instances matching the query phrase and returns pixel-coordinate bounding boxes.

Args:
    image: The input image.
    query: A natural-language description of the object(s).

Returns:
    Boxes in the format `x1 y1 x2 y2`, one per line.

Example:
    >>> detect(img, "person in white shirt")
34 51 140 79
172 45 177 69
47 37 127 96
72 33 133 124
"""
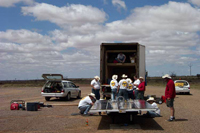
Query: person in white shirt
115 53 126 63
133 75 140 99
117 74 128 100
78 93 96 115
126 78 134 100
91 76 101 100
144 97 161 117
110 75 118 101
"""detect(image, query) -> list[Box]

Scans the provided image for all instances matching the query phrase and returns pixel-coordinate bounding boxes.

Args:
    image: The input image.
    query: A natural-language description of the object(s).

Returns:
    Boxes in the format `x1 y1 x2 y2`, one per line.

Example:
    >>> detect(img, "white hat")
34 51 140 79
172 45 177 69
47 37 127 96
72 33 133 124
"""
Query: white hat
147 97 155 102
121 74 127 78
162 74 171 79
88 93 96 99
94 76 100 81
112 75 118 80
139 77 144 80
126 78 132 83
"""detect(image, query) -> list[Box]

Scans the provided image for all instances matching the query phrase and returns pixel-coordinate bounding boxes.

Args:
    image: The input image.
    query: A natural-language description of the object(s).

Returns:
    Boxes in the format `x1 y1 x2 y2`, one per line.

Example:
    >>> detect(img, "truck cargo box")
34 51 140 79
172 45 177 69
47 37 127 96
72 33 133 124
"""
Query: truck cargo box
100 42 145 98
100 42 145 84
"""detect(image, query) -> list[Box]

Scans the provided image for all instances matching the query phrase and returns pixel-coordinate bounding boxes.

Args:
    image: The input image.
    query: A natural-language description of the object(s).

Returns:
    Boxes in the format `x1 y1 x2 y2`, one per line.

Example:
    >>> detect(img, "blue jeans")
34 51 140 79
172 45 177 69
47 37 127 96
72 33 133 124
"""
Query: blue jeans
147 111 160 117
127 90 134 100
137 91 144 100
134 89 138 99
118 89 128 100
111 89 117 100
79 104 92 115
92 88 100 100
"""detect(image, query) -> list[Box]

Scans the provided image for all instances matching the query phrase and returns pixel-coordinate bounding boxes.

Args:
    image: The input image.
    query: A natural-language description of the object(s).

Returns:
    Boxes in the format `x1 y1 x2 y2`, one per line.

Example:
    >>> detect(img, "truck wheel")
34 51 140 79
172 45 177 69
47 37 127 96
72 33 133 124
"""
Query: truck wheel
45 97 51 101
66 93 71 101
77 91 81 99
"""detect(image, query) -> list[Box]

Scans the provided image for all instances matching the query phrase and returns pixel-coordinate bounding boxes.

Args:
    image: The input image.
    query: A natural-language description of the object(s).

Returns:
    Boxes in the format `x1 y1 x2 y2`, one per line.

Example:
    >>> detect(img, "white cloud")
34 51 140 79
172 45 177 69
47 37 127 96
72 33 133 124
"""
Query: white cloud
188 0 200 6
1 1 200 79
0 0 34 7
112 0 126 10
48 1 200 67
21 3 107 28
0 29 52 45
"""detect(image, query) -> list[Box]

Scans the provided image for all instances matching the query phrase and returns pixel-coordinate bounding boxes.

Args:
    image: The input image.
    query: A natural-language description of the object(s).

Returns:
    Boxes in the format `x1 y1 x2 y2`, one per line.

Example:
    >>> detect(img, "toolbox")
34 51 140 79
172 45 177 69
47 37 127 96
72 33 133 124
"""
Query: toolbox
26 102 39 111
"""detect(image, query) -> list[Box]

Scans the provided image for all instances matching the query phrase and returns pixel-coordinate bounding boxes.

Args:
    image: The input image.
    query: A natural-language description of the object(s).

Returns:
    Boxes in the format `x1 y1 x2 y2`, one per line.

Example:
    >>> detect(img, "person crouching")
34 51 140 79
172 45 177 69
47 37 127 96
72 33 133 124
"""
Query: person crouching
78 93 96 116
144 97 160 117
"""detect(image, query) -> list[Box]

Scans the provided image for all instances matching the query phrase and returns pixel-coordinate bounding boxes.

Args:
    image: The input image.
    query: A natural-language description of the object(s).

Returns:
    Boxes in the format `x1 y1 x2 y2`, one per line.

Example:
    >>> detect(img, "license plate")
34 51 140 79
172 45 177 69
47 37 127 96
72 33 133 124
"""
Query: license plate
119 110 126 113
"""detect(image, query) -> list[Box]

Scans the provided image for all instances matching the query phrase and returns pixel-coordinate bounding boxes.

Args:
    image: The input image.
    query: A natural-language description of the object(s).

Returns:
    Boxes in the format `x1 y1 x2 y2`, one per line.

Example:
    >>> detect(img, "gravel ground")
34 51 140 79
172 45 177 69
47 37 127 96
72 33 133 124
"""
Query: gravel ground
0 85 199 133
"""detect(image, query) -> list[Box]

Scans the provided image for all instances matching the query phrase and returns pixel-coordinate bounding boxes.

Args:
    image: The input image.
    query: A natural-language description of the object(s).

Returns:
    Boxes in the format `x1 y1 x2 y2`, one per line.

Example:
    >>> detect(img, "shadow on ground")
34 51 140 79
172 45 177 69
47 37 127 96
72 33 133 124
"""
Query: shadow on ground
174 119 188 122
176 93 192 96
98 114 164 130
46 98 78 102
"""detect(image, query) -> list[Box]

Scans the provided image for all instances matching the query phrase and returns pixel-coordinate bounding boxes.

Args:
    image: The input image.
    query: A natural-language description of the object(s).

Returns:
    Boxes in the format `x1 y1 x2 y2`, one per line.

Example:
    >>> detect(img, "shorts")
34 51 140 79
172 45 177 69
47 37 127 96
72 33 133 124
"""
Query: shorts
166 98 174 107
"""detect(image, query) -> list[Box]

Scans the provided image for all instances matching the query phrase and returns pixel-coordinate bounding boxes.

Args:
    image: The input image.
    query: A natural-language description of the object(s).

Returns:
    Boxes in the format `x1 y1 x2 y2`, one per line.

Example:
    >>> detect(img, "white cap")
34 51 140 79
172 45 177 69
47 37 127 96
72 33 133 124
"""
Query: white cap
162 74 171 79
94 76 100 81
112 75 118 80
139 77 144 80
147 97 155 102
88 93 96 99
121 74 127 78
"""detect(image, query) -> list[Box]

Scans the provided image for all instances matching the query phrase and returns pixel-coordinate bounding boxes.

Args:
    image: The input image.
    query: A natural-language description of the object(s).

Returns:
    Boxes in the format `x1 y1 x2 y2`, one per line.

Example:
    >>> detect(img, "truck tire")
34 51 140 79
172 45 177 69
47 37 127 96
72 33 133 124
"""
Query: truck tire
77 91 81 99
45 97 51 101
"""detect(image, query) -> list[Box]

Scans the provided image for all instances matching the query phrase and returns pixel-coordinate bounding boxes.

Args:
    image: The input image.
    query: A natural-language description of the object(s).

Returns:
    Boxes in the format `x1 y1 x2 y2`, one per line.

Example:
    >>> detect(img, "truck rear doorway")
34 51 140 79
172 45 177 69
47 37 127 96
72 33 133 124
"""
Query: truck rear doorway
106 65 136 84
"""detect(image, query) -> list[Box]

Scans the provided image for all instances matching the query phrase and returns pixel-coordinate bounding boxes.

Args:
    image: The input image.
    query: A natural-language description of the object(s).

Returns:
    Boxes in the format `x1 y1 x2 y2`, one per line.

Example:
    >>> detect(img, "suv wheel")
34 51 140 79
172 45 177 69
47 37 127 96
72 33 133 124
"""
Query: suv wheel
45 97 51 101
77 91 81 99
66 93 71 101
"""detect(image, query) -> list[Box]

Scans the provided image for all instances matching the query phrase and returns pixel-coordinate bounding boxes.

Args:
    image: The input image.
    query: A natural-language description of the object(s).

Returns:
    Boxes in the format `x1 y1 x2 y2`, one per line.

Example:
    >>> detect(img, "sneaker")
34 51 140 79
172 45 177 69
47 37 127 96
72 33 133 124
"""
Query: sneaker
167 117 175 122
79 111 84 114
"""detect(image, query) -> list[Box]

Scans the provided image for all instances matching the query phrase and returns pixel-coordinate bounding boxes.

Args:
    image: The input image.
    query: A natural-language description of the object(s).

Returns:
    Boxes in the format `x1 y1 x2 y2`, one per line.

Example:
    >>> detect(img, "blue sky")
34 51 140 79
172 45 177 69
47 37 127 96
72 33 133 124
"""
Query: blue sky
0 0 200 80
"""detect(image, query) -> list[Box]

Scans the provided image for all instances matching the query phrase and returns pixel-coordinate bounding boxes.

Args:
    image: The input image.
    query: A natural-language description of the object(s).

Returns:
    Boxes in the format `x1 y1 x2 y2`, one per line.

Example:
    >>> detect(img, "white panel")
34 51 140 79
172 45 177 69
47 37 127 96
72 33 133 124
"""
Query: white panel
139 45 145 79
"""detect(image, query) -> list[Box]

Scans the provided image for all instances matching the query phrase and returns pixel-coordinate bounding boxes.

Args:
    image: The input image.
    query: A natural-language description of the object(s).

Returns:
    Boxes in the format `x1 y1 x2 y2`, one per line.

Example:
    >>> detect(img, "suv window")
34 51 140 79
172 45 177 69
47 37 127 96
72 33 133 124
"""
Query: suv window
175 81 188 86
69 82 76 88
63 82 69 88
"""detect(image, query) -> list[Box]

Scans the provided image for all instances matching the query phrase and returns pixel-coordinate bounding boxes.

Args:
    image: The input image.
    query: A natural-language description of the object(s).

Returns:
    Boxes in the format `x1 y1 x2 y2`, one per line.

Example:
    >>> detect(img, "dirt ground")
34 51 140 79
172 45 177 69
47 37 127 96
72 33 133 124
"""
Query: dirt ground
0 85 199 133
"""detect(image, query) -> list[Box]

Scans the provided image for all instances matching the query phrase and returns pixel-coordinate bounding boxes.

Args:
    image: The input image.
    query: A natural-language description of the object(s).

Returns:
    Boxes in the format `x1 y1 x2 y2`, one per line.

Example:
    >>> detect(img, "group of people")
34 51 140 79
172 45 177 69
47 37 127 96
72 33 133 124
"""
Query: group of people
78 74 176 122
110 74 145 101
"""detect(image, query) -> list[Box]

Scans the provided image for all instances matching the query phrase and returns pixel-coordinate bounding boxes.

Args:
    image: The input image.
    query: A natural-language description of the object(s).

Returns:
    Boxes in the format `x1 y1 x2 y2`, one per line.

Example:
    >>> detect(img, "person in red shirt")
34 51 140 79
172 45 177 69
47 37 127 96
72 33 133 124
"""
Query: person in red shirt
136 77 145 100
162 74 176 121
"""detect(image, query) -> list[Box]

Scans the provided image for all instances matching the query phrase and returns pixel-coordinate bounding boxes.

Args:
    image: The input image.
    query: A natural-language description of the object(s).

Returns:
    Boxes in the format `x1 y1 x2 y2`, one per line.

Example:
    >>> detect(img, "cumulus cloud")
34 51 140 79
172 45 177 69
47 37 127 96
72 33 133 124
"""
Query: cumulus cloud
0 29 52 45
188 0 200 6
21 3 107 28
46 1 200 68
112 0 126 10
0 0 35 7
1 1 200 79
